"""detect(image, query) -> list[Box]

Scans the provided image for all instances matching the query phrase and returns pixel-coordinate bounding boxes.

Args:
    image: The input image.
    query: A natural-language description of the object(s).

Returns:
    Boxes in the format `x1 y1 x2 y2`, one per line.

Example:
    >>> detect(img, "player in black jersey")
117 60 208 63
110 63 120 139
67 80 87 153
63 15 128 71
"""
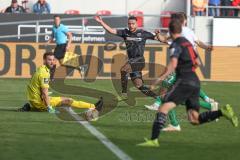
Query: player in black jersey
137 19 238 147
95 16 160 101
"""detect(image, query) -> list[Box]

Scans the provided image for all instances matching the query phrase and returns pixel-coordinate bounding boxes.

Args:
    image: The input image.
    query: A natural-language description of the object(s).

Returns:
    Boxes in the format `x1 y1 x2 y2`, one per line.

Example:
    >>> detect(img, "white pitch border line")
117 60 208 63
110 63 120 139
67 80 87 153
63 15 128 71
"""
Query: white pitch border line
66 108 133 160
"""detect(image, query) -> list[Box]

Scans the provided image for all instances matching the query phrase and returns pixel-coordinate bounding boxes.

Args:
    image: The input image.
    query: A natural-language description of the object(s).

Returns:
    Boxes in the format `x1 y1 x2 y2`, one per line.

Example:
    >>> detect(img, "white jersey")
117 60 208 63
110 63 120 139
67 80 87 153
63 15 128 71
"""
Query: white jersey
167 26 199 51
181 26 199 50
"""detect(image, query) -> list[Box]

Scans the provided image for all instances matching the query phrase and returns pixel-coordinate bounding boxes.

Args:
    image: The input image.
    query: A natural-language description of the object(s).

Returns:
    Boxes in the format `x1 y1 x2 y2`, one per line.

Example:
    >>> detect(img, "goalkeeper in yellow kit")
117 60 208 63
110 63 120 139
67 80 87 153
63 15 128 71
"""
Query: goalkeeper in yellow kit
18 52 103 114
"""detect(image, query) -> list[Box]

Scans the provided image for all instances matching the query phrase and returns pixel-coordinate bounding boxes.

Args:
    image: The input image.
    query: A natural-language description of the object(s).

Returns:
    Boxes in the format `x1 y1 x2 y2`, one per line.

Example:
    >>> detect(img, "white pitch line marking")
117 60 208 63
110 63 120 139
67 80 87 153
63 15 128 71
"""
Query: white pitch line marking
66 108 133 160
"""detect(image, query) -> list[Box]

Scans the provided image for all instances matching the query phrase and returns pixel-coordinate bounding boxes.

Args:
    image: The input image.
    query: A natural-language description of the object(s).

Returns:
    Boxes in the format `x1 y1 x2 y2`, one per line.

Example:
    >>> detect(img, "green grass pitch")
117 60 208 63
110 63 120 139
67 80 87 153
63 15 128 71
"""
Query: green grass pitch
0 79 239 160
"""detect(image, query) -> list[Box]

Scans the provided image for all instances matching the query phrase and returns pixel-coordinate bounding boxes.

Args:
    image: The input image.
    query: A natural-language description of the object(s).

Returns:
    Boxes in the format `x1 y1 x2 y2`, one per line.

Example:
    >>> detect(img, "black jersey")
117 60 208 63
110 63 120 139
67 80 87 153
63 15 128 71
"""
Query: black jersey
169 37 200 85
117 29 155 59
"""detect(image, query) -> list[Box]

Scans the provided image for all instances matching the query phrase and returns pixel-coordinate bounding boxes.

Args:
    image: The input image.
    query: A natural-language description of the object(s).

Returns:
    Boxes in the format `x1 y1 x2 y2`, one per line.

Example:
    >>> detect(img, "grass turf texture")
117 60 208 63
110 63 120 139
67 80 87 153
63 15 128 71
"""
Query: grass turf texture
0 79 239 160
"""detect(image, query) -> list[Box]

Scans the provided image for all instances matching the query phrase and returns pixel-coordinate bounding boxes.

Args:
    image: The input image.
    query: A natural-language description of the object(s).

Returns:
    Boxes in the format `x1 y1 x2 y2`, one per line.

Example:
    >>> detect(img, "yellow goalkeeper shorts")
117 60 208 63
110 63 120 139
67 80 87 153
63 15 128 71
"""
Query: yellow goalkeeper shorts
29 97 62 111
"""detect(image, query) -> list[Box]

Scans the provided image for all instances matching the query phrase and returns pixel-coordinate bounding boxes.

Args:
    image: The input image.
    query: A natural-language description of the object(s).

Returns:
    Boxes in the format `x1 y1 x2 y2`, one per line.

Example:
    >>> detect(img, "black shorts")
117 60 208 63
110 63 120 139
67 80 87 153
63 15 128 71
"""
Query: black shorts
128 57 145 72
163 79 200 111
128 57 145 80
54 44 67 60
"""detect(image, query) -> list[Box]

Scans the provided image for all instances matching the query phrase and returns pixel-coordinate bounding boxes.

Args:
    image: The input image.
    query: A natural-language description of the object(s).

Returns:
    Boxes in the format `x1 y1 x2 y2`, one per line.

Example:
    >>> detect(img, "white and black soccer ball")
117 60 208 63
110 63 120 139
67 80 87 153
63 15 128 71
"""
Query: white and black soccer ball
84 109 99 121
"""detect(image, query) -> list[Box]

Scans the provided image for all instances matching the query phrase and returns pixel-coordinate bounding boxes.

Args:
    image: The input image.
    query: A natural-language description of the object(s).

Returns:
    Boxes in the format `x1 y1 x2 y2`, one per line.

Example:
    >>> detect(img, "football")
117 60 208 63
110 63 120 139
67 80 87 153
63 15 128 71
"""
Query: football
84 108 99 121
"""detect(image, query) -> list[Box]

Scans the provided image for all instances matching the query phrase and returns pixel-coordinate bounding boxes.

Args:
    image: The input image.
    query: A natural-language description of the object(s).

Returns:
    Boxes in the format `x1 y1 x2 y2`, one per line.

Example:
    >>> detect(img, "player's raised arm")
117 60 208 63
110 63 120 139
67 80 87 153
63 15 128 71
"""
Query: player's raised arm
196 40 213 52
95 16 117 35
154 29 169 43
191 30 213 52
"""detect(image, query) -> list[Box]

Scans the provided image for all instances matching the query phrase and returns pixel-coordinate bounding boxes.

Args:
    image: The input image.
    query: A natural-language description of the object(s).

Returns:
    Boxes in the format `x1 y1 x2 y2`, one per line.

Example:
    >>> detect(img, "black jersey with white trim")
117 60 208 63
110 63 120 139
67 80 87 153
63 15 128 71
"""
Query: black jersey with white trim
117 29 155 59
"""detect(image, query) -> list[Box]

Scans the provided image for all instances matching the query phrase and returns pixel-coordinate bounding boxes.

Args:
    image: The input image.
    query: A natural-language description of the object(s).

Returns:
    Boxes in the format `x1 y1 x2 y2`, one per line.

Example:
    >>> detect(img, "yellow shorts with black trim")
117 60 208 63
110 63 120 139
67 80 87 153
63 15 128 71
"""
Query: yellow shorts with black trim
29 97 62 112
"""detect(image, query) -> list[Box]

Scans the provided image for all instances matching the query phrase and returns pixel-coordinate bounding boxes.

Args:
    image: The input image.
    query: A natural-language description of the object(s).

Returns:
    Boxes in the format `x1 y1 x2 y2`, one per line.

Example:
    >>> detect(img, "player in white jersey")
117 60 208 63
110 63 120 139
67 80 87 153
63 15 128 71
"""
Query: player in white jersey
157 12 213 53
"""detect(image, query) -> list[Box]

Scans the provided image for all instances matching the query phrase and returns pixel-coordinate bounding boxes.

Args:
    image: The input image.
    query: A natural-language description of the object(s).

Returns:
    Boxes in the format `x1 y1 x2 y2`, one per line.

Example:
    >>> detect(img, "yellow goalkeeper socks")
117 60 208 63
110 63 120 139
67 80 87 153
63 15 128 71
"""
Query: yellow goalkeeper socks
71 100 95 109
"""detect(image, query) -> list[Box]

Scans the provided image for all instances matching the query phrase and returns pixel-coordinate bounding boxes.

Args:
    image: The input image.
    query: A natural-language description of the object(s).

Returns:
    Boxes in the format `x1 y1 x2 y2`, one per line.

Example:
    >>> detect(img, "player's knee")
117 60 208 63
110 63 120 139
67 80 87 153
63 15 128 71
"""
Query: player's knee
158 106 168 115
130 72 142 87
120 66 127 73
66 98 73 104
187 109 200 125
133 79 143 88
61 97 73 105
120 70 127 77
189 115 200 125
134 82 142 88
135 80 143 88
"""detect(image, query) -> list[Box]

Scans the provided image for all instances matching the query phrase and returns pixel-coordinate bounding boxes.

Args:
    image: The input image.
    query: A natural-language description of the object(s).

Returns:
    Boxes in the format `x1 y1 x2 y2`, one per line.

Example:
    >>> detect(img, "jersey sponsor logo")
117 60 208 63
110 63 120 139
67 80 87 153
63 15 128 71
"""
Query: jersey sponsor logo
126 37 142 41
137 33 142 37
44 78 49 84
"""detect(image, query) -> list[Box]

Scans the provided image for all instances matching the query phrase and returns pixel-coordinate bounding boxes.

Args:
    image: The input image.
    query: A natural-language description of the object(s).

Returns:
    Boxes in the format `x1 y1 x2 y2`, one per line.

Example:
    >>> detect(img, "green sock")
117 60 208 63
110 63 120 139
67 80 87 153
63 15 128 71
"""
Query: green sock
155 96 162 106
199 89 209 101
168 109 179 127
199 100 212 110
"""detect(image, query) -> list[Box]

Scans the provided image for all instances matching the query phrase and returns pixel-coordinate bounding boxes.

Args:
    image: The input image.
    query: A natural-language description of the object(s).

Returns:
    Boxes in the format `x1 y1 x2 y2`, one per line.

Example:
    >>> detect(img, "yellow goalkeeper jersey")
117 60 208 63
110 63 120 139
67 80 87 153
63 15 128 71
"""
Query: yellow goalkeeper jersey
27 65 50 103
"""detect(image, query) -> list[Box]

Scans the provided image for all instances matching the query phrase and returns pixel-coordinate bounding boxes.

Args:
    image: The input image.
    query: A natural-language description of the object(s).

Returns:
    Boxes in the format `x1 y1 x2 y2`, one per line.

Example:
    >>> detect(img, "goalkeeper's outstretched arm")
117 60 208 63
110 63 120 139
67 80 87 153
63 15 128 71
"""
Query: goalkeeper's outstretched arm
95 16 117 35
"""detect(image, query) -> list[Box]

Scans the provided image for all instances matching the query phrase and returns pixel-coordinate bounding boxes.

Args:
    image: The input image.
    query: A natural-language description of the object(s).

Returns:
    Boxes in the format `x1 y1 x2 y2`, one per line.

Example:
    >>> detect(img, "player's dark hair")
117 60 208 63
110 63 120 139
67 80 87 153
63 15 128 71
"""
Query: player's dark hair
171 13 184 25
179 12 187 20
43 52 54 59
128 16 137 21
169 19 182 34
170 13 179 20
54 15 61 19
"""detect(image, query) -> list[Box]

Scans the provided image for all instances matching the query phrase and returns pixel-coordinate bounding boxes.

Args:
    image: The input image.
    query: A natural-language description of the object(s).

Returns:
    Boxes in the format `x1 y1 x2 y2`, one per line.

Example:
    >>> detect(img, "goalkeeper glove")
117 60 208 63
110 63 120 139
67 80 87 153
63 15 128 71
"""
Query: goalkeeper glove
47 106 56 114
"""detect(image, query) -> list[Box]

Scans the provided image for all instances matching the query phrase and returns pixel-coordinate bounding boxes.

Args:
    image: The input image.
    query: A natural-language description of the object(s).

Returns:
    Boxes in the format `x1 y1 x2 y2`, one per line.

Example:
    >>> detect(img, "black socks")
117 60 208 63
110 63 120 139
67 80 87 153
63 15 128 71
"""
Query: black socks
199 110 223 124
151 112 167 140
121 71 128 93
138 85 158 99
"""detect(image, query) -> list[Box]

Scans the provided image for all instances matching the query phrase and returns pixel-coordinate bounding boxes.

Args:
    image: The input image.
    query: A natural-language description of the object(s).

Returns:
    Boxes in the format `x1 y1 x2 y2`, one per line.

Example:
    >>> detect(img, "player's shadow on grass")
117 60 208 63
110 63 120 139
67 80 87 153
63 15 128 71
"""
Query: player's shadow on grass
0 108 18 112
